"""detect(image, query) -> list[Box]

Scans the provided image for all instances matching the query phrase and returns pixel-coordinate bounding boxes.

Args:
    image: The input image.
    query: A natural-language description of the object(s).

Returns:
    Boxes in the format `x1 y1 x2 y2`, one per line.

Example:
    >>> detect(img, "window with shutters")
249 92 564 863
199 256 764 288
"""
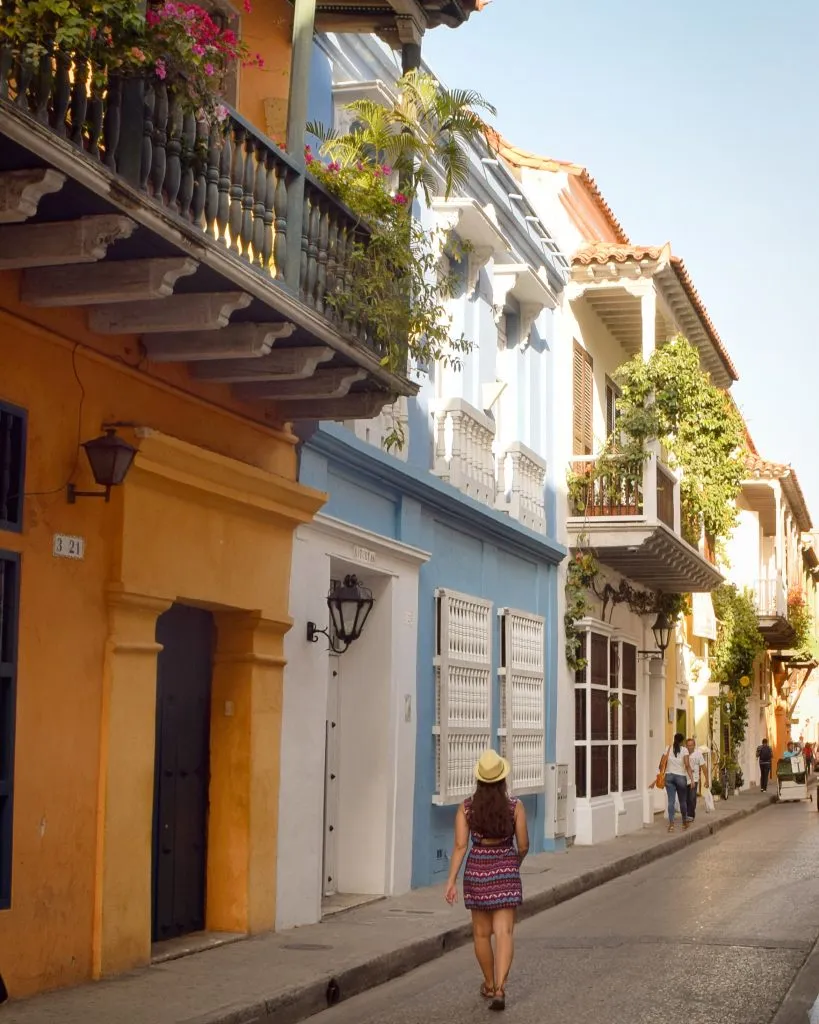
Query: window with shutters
572 342 594 456
0 551 20 908
433 589 493 805
574 628 639 800
498 609 545 794
604 377 620 441
0 401 26 533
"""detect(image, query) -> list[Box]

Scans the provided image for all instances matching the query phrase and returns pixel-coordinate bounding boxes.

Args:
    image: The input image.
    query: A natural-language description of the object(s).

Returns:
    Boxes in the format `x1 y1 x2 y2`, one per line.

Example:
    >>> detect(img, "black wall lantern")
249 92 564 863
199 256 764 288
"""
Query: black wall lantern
639 611 674 660
67 428 137 503
307 575 374 654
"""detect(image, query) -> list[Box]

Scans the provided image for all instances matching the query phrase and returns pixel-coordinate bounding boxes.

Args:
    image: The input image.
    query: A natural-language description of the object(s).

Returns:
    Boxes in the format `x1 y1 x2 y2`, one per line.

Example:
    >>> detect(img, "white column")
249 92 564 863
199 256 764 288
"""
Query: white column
774 482 785 614
641 289 657 359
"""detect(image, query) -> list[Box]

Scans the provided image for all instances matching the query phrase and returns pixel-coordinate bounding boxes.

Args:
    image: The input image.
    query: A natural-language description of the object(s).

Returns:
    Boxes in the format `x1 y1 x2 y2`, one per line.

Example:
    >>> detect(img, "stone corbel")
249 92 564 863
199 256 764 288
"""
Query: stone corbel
466 245 494 298
519 302 543 350
492 268 520 324
395 14 425 46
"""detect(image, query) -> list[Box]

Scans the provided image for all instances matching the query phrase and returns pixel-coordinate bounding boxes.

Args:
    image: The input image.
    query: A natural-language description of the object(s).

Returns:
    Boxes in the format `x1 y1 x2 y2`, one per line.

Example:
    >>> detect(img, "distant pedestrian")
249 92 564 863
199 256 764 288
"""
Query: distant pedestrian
756 738 773 791
686 738 709 820
445 750 529 1012
659 733 693 833
803 741 813 774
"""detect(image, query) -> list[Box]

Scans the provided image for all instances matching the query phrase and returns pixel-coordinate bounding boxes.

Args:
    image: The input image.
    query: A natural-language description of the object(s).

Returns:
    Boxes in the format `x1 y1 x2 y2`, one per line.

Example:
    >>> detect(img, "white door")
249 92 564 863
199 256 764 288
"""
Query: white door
322 654 341 897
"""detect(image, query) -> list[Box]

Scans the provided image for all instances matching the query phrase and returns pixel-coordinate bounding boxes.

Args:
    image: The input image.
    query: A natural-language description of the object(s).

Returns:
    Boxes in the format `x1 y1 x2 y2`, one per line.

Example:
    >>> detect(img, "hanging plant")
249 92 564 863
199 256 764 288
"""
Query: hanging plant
787 585 817 660
306 71 495 390
0 0 263 121
567 336 747 548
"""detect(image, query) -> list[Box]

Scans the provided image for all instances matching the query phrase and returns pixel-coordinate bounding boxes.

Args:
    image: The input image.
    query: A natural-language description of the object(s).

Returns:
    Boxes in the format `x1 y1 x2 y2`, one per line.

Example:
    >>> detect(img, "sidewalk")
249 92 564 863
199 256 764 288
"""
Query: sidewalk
2 788 776 1024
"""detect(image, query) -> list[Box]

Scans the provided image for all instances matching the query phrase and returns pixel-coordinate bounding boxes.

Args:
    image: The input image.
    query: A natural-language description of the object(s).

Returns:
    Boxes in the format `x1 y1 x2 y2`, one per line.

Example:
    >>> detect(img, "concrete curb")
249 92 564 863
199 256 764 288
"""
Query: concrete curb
199 796 776 1024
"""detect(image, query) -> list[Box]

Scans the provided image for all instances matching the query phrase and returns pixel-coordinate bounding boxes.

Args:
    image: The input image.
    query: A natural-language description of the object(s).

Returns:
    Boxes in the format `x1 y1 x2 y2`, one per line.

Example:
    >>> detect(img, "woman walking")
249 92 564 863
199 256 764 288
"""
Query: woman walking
445 750 529 1012
661 732 694 833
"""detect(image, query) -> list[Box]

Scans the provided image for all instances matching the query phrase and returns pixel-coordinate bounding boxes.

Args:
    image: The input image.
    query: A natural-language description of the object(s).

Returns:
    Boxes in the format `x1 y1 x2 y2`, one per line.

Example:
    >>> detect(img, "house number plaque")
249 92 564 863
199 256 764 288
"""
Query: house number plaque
52 533 86 560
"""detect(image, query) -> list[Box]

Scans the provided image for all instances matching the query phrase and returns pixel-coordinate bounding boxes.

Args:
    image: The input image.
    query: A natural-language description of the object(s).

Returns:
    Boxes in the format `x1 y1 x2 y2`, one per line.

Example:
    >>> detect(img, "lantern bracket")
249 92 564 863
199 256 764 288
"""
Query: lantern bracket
306 621 351 655
66 482 112 503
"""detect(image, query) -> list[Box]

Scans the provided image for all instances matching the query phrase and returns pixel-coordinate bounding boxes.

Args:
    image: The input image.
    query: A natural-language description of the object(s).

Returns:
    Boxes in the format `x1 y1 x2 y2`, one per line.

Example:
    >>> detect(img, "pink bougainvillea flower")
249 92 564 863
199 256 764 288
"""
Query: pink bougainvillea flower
204 62 215 76
328 161 340 172
155 59 167 80
392 192 408 206
244 0 252 10
382 165 392 175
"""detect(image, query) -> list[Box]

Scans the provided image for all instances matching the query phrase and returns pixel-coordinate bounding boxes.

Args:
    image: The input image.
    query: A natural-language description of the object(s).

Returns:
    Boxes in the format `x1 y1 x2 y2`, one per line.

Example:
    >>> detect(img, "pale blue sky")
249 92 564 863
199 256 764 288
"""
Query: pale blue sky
425 1 819 522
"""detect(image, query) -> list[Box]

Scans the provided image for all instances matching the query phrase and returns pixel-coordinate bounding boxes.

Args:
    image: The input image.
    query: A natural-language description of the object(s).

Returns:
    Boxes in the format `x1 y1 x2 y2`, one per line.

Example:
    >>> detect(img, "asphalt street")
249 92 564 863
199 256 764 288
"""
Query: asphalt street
311 801 819 1024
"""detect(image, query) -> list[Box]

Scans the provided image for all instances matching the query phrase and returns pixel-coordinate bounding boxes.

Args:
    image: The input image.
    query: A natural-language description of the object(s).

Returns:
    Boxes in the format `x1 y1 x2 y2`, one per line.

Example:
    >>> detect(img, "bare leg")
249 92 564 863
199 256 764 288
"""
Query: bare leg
492 908 516 993
471 910 494 991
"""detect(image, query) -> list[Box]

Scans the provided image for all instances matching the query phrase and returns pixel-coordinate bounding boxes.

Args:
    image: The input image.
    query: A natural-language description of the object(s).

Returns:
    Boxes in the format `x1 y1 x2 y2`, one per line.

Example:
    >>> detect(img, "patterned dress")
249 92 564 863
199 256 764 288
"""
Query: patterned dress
462 796 523 911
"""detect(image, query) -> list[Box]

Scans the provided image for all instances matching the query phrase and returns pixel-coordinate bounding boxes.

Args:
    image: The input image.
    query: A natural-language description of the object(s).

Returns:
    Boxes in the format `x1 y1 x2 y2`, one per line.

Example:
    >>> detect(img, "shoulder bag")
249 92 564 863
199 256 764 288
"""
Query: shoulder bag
653 750 669 790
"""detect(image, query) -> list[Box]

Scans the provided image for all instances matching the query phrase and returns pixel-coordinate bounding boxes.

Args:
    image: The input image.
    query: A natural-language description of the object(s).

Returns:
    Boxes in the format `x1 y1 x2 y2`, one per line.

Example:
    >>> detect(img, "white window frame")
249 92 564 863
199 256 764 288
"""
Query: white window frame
498 608 545 794
433 588 493 805
573 620 639 801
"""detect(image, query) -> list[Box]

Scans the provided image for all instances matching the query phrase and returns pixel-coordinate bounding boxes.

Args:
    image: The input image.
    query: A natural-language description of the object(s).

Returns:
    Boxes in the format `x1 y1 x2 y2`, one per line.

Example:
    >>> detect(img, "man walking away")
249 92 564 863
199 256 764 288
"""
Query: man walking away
686 738 709 819
756 738 773 791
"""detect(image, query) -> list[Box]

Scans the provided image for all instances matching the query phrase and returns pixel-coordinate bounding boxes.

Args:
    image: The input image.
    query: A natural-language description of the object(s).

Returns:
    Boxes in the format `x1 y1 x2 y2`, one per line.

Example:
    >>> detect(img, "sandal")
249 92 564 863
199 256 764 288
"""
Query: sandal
682 820 690 830
667 823 675 833
480 984 494 999
490 988 506 1012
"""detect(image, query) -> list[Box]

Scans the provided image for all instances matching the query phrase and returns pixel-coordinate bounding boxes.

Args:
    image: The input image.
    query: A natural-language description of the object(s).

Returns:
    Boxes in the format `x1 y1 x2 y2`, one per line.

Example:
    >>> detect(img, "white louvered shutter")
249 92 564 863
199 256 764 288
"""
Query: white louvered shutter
498 609 545 793
433 589 493 805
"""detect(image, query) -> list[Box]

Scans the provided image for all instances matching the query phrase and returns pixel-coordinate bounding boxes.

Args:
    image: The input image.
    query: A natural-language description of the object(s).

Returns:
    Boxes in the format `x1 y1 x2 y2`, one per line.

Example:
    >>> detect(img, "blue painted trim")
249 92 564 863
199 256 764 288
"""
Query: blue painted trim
308 424 566 567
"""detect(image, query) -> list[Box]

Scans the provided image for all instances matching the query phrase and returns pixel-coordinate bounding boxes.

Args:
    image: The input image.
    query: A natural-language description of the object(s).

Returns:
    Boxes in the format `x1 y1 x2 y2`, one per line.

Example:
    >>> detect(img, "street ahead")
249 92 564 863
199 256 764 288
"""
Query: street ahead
312 802 819 1024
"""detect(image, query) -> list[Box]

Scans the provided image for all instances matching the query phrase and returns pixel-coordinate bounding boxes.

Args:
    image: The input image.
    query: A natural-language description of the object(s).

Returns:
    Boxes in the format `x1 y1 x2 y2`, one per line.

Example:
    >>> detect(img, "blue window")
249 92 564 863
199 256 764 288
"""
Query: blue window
0 401 26 533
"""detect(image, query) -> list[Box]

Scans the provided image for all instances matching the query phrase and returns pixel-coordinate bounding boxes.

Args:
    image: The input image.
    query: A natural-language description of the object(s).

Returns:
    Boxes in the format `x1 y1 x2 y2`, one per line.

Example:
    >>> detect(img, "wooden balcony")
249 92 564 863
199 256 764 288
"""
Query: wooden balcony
568 449 722 593
754 575 796 649
0 49 414 423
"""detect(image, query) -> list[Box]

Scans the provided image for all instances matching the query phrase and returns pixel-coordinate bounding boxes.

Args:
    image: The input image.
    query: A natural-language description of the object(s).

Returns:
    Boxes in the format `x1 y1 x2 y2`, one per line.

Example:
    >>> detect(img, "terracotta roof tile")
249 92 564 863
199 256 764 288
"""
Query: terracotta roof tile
744 453 813 532
484 130 630 245
570 242 739 383
573 241 669 266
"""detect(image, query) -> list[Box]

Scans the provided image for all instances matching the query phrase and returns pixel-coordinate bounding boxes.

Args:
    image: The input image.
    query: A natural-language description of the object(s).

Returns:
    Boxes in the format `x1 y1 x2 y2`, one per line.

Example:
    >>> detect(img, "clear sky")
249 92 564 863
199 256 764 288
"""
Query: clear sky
424 0 819 522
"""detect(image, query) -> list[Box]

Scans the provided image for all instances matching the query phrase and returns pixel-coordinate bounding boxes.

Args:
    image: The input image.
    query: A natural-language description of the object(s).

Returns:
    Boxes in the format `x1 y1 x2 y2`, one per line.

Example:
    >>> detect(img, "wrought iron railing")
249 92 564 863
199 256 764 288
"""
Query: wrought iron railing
0 46 380 353
570 454 644 518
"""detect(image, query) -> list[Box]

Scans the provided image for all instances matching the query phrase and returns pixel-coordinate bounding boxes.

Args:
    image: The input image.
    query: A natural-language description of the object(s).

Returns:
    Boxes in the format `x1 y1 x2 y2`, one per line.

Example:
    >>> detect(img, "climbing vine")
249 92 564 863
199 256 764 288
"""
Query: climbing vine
568 336 747 548
710 584 765 752
564 536 689 670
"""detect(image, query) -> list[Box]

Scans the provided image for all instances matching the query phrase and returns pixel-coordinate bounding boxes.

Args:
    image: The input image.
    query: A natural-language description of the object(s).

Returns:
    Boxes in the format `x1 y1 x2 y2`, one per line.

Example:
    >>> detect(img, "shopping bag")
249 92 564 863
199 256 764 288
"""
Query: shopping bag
703 788 715 814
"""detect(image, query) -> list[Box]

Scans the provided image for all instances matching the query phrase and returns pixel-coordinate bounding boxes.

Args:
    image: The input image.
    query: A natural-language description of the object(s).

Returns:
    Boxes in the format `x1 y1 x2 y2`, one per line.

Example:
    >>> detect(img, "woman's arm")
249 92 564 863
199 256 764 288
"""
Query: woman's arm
514 801 529 864
444 805 470 903
684 752 693 784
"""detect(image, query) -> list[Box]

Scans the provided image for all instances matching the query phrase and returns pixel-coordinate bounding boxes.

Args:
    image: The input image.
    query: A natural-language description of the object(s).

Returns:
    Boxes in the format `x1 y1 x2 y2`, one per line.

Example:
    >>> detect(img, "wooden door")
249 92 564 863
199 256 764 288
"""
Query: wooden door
152 604 214 943
322 654 340 897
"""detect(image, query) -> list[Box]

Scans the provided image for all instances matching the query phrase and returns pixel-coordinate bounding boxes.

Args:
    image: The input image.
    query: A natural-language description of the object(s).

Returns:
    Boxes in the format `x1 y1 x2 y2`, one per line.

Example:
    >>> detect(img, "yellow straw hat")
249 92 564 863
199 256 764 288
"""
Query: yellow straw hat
474 749 511 784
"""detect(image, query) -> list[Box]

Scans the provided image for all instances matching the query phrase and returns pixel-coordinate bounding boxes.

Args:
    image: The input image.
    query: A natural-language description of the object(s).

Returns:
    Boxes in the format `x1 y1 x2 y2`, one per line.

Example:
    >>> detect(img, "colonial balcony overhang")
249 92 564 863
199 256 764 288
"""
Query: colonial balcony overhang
431 197 509 296
754 575 797 650
566 243 739 390
0 62 416 425
492 263 557 346
568 449 723 593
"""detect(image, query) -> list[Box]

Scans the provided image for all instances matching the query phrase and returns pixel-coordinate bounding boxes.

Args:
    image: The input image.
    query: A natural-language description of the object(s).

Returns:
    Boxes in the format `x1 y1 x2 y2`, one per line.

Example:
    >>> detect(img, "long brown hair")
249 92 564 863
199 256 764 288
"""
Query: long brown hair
468 780 513 838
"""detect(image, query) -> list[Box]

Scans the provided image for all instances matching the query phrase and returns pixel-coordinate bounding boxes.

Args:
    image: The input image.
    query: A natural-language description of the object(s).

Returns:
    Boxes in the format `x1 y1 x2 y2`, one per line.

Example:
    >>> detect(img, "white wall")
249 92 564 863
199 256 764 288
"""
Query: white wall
276 517 428 930
725 506 762 591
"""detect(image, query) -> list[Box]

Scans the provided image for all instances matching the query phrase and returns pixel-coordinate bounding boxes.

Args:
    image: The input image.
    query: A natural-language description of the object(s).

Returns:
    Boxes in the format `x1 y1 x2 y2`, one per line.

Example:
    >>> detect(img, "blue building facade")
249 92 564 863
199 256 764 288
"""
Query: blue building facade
275 32 567 926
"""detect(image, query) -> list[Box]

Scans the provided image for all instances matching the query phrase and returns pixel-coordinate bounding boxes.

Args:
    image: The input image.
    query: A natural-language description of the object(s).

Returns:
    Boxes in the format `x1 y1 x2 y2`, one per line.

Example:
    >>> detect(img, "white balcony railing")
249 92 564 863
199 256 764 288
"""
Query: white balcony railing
432 398 496 505
496 441 547 535
754 575 787 617
569 444 680 534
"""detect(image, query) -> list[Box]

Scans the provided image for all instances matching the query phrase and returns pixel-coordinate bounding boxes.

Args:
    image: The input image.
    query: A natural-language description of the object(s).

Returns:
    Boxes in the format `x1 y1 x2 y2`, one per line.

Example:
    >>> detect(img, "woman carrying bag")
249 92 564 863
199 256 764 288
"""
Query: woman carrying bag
658 732 694 833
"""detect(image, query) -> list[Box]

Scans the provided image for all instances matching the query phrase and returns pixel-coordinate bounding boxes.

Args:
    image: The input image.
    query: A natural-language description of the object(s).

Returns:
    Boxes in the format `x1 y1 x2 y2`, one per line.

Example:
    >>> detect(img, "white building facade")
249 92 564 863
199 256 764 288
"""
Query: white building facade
488 136 736 843
277 36 568 927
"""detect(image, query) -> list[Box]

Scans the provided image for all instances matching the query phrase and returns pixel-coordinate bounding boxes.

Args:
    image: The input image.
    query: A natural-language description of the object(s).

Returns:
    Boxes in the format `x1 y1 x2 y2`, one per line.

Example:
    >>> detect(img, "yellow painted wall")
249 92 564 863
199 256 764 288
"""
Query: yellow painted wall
0 272 324 997
238 0 294 147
